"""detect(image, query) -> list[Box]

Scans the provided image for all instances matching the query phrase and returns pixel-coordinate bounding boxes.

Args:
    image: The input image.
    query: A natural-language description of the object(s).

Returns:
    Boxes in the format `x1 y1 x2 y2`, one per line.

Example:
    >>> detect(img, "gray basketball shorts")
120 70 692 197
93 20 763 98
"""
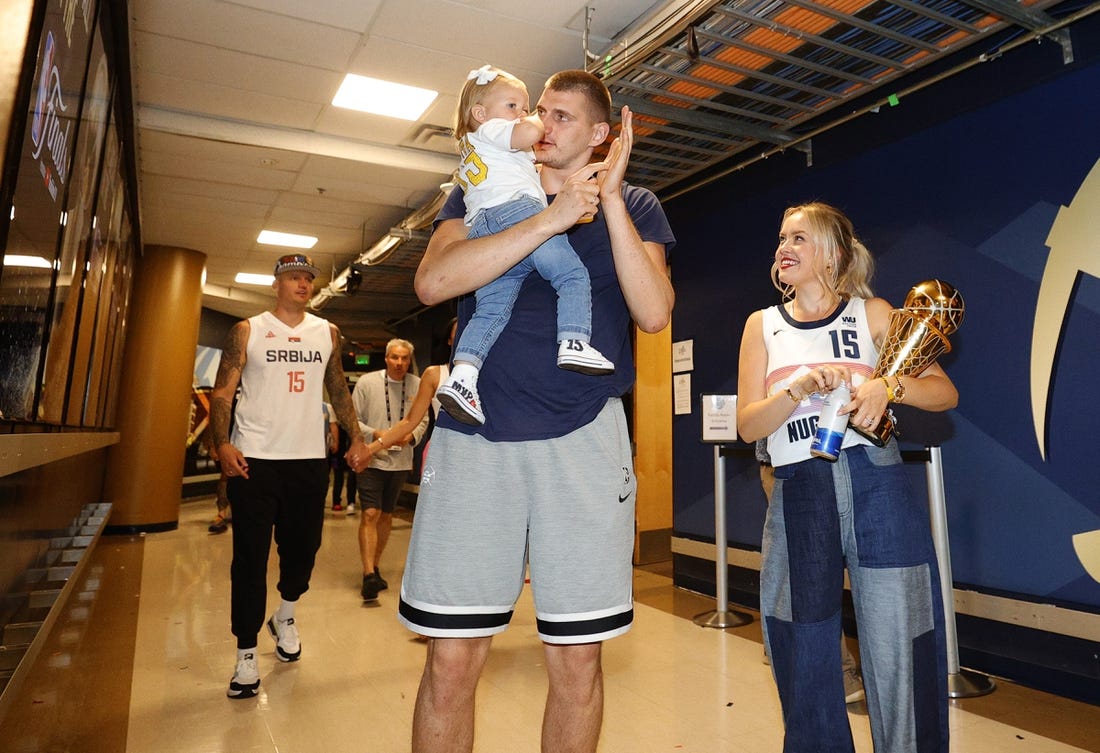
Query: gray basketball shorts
398 397 636 644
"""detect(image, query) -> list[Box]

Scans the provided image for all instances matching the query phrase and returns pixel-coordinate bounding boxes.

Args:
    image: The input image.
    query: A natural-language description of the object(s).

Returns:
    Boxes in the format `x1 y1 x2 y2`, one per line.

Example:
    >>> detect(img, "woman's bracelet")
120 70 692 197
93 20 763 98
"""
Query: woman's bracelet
880 376 896 402
785 387 801 404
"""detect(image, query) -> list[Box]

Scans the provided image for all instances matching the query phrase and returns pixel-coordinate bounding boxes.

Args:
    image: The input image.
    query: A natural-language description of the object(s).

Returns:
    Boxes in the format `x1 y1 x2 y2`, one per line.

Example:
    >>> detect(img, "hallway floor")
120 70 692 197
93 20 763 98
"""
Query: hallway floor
2 495 1098 752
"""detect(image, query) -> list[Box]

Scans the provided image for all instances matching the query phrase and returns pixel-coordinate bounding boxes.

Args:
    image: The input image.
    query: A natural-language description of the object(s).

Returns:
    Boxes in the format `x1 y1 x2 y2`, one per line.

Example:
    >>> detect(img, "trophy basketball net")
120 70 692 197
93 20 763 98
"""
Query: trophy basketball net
851 279 965 446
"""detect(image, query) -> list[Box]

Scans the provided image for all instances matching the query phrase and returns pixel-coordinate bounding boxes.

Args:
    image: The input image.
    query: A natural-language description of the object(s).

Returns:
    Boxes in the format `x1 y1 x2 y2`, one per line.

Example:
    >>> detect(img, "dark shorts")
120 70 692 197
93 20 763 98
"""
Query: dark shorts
355 467 408 513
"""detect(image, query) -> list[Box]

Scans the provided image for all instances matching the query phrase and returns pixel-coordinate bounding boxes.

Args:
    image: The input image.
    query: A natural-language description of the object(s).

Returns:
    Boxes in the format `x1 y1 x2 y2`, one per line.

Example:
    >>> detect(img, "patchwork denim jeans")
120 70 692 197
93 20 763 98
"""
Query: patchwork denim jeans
761 442 949 753
455 195 592 368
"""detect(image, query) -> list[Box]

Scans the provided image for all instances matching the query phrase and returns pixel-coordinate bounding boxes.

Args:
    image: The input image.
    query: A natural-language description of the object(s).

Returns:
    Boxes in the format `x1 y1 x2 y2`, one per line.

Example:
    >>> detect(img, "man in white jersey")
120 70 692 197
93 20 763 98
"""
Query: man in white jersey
210 253 368 700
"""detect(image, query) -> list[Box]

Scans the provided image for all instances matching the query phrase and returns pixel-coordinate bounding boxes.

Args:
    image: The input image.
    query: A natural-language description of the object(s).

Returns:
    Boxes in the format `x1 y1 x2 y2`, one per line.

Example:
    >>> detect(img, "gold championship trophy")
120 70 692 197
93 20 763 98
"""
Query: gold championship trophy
851 279 965 446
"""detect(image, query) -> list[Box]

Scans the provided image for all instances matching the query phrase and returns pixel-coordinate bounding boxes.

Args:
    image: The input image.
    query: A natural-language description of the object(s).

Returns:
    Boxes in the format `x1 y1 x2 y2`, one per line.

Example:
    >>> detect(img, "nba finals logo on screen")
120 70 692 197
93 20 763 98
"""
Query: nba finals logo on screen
30 31 72 201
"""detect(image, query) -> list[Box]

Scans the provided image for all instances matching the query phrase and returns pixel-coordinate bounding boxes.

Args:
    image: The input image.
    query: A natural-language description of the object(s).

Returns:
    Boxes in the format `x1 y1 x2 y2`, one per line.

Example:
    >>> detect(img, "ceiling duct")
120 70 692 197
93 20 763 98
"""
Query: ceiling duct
309 180 454 310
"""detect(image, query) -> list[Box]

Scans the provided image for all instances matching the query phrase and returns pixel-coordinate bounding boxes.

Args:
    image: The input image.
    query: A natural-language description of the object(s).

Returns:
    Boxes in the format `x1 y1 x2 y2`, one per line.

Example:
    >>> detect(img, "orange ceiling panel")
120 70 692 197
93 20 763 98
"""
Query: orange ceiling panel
668 80 721 100
634 112 669 127
713 45 775 71
743 28 805 55
653 95 694 109
772 8 840 37
690 64 747 88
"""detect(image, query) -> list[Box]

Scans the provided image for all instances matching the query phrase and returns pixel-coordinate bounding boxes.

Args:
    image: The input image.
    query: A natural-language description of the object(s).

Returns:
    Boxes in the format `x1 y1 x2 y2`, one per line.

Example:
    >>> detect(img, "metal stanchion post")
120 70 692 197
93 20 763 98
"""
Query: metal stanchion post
695 445 753 629
926 445 995 697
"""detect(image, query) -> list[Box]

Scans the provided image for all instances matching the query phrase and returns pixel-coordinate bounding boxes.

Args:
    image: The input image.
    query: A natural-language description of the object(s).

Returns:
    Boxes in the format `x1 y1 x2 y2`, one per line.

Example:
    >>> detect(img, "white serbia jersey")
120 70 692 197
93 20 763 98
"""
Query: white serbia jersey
231 311 333 460
458 118 546 224
763 297 878 467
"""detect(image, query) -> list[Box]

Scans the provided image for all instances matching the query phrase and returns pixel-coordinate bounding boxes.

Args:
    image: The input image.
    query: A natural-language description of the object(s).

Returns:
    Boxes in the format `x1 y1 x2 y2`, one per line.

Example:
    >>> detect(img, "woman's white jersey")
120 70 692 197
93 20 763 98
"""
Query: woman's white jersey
231 311 333 459
762 297 878 467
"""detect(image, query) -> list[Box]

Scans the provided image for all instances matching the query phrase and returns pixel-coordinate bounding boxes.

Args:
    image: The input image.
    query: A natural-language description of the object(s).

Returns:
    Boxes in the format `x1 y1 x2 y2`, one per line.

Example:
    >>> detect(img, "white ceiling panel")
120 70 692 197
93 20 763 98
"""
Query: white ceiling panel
140 174 281 207
267 205 368 231
450 0 660 40
136 131 310 170
141 211 258 248
142 191 270 219
136 72 324 129
138 150 300 191
225 0 385 33
274 191 373 216
311 106 426 147
133 32 343 106
131 0 362 69
298 153 443 188
369 0 582 76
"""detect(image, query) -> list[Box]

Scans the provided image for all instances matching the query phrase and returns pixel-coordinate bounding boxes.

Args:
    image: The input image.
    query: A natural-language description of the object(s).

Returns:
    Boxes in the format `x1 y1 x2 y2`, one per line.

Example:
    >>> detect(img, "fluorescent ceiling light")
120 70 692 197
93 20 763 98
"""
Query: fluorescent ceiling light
235 272 275 286
3 255 51 268
332 74 437 120
257 230 317 248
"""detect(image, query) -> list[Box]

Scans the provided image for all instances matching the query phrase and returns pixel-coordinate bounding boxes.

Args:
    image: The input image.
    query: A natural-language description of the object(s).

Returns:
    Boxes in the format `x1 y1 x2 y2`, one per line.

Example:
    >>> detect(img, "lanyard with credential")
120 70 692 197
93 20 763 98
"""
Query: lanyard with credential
384 373 406 426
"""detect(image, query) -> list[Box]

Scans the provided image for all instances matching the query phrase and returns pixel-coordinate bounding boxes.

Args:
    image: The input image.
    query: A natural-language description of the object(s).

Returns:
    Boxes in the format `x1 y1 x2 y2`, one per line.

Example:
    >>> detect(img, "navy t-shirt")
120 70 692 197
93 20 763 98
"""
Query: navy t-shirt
434 183 676 441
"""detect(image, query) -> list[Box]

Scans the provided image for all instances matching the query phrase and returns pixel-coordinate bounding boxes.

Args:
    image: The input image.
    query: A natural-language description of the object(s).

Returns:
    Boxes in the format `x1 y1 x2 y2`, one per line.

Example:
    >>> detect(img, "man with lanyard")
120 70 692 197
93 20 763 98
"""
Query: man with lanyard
351 338 429 601
211 253 367 699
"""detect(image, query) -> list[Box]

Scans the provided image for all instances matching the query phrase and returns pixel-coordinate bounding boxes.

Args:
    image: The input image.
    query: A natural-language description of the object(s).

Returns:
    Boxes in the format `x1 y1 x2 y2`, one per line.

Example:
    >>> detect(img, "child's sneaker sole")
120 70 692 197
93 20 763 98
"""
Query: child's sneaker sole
557 356 614 375
557 339 614 375
436 384 485 425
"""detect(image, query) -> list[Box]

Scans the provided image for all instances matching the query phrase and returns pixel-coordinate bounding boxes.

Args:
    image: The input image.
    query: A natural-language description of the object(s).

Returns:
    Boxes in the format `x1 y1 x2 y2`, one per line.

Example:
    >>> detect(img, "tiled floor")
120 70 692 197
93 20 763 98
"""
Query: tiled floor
3 495 1099 752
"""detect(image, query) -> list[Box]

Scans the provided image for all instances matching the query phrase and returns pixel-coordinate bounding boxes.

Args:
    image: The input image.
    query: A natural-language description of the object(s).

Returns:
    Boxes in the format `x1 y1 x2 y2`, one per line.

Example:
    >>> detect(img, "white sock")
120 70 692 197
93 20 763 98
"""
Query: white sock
450 362 479 383
275 599 296 622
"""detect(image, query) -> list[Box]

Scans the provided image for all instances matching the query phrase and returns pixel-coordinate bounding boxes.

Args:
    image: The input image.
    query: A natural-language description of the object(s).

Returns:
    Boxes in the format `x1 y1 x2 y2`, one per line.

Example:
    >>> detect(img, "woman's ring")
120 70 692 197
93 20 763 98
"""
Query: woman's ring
864 418 874 427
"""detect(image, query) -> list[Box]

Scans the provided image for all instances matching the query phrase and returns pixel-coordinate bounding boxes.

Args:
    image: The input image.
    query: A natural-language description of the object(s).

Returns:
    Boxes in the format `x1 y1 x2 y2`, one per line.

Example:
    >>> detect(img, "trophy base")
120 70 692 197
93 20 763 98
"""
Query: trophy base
851 412 894 447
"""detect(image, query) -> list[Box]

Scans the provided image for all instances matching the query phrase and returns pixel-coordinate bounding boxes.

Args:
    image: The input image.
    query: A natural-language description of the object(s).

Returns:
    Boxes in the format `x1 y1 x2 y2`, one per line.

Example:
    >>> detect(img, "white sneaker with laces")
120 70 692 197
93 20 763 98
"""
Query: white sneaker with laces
226 652 260 698
266 614 301 662
435 374 485 425
557 339 614 375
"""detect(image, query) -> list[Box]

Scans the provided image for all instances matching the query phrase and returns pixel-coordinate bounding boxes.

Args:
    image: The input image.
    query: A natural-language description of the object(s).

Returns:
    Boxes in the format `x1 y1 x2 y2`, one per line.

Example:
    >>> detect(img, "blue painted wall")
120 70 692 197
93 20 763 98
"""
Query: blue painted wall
664 18 1100 614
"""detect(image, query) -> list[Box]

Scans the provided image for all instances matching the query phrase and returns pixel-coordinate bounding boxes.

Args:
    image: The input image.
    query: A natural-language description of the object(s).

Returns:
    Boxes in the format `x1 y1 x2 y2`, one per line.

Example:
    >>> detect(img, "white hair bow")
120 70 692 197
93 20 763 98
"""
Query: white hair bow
467 65 498 85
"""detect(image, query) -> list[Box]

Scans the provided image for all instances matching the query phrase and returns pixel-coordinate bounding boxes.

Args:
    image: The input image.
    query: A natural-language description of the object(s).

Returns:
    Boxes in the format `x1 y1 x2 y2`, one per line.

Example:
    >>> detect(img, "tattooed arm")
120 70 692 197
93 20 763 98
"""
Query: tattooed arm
326 323 369 471
210 320 250 478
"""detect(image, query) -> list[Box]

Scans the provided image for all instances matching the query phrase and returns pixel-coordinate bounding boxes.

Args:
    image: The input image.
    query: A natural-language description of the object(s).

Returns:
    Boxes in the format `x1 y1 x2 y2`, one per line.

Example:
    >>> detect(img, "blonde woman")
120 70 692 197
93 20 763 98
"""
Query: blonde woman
737 202 957 752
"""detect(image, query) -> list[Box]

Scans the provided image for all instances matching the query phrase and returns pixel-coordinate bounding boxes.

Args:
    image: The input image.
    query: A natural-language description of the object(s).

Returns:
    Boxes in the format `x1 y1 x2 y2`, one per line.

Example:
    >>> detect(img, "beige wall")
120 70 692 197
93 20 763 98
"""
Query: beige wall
633 322 673 564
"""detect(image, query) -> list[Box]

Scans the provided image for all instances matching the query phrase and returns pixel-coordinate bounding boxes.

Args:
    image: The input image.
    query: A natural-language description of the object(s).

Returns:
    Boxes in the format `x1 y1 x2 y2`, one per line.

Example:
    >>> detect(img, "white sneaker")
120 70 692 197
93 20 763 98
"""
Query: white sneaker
557 339 614 375
226 652 260 698
266 614 301 662
346 503 356 514
435 374 485 425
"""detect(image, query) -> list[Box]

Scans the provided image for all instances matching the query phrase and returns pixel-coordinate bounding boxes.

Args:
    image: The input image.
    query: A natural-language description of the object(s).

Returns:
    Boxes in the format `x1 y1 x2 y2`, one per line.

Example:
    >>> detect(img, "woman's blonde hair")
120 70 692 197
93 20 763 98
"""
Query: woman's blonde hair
453 67 525 141
771 202 875 301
